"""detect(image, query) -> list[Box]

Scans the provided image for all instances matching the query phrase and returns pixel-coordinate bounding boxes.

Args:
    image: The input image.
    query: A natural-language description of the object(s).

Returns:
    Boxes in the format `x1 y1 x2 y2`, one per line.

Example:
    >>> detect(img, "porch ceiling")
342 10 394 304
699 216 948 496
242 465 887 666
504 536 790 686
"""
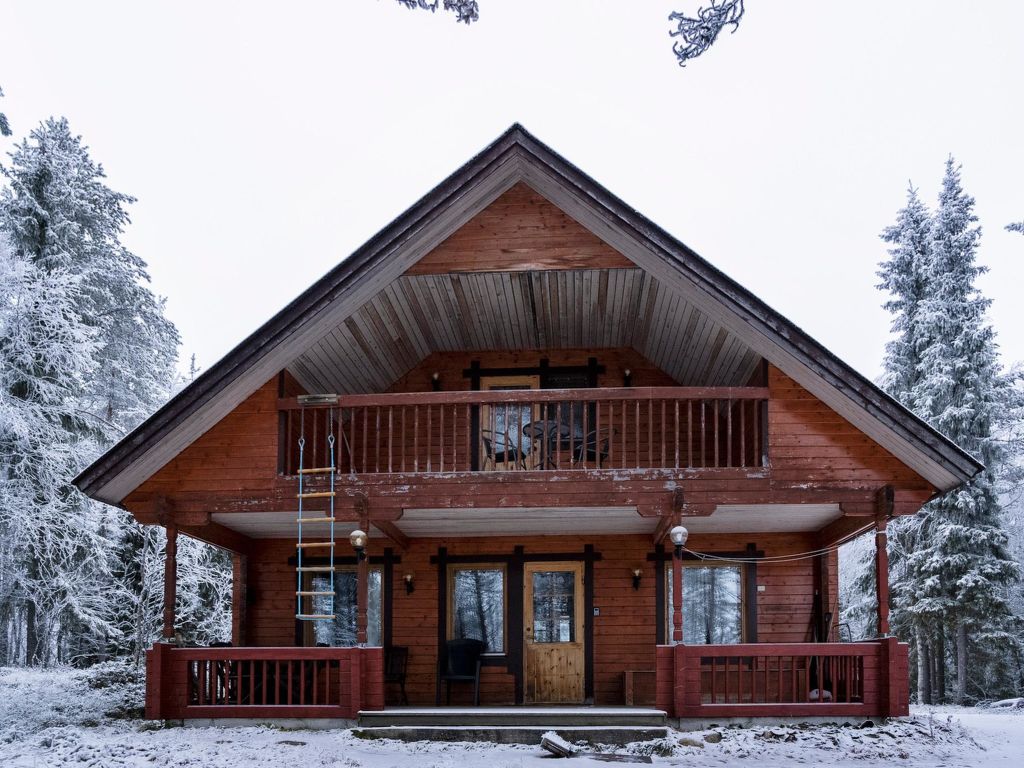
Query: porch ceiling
288 268 762 394
209 503 844 540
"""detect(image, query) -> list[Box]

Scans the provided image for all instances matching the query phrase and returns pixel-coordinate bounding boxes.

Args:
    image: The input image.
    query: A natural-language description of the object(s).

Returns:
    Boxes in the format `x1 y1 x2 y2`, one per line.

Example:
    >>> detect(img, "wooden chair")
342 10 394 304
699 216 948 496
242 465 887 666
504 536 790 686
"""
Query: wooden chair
436 638 484 705
480 429 529 470
385 645 409 705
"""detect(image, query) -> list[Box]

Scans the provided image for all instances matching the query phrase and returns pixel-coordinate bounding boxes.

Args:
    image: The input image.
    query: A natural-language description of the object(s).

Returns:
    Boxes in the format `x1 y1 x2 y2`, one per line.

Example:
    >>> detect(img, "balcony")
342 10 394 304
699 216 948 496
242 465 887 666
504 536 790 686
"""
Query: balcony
278 386 768 477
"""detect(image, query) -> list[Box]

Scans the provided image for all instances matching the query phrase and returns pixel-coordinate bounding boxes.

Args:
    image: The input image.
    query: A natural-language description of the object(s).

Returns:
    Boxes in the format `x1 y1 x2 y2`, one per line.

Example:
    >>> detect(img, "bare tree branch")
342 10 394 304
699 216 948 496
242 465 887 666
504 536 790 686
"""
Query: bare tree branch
669 0 745 67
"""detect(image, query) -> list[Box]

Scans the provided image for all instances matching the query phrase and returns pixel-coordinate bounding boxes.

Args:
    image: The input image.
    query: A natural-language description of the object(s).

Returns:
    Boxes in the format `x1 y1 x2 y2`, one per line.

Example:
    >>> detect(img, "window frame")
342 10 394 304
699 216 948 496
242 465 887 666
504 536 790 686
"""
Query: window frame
446 563 508 656
665 560 747 645
302 565 383 648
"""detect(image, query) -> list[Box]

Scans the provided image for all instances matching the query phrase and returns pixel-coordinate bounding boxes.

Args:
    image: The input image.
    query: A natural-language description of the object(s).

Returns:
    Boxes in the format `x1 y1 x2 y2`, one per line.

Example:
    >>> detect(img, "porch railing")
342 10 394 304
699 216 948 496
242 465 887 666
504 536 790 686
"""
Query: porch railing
655 639 909 718
144 644 383 720
278 386 768 476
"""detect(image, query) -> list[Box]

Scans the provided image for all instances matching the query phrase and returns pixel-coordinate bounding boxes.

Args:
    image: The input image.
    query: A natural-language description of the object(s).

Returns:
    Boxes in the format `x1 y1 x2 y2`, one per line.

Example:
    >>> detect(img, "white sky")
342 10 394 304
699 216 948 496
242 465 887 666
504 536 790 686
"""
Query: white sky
2 1 1022 382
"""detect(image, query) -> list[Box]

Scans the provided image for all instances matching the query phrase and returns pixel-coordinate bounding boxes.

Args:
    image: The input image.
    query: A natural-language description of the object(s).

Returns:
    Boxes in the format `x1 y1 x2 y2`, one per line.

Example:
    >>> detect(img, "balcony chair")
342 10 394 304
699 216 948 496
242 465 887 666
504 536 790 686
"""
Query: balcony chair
436 638 484 705
480 429 530 470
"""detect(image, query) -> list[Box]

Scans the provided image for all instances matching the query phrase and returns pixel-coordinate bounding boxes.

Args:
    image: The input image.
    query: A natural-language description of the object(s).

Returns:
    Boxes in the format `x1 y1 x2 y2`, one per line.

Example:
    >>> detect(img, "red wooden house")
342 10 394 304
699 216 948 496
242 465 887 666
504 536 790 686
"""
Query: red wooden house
75 125 978 724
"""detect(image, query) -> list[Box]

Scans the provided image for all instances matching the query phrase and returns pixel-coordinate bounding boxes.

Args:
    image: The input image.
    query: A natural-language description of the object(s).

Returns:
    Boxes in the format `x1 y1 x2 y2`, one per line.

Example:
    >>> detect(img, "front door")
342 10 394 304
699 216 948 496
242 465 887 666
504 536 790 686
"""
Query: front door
523 562 585 703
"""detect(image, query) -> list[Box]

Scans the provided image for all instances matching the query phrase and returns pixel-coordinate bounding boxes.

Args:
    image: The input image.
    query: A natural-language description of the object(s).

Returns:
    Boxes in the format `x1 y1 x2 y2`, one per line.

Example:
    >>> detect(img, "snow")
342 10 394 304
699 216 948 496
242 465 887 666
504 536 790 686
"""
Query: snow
2 665 1022 767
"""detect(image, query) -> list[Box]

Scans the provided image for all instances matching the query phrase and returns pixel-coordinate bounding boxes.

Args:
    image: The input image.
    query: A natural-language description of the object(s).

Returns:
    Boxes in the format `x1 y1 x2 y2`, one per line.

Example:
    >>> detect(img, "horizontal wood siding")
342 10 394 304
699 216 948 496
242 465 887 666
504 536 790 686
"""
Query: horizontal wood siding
242 532 827 706
406 182 635 274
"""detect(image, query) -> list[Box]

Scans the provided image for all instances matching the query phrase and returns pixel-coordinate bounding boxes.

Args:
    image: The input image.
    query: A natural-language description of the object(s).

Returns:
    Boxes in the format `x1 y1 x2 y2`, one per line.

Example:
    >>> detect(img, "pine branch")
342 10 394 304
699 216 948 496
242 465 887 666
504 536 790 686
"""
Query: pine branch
669 0 745 66
1007 222 1024 235
0 85 10 137
394 0 479 24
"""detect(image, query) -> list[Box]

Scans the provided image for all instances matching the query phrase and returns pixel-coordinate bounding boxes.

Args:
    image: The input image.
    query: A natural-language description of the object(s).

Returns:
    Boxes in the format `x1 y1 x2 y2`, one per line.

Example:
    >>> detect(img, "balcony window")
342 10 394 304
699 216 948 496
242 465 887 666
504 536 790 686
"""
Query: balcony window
667 564 744 644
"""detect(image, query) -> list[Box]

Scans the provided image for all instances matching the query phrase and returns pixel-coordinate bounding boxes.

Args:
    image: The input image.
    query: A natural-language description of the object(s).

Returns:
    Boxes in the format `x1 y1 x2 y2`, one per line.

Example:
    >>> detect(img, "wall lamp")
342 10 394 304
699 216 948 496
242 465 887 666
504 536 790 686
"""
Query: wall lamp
632 567 643 591
349 529 368 562
431 372 442 391
404 573 416 595
622 368 632 388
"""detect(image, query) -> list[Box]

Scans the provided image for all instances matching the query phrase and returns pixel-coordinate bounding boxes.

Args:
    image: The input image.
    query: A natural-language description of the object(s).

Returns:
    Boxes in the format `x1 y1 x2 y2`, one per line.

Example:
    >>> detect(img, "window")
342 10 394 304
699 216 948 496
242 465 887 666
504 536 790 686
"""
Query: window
667 565 743 644
309 569 382 647
449 567 505 653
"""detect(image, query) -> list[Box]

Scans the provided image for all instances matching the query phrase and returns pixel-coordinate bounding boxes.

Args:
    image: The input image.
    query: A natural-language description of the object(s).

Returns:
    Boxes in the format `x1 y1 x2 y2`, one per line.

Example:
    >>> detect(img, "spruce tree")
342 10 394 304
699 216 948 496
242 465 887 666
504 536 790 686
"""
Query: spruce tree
907 159 1021 704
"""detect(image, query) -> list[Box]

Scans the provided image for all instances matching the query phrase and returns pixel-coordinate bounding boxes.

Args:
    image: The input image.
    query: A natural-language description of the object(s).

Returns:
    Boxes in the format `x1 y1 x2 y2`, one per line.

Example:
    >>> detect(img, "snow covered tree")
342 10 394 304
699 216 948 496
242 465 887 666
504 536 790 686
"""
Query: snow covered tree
0 118 193 665
874 158 1023 704
393 0 746 66
0 86 10 138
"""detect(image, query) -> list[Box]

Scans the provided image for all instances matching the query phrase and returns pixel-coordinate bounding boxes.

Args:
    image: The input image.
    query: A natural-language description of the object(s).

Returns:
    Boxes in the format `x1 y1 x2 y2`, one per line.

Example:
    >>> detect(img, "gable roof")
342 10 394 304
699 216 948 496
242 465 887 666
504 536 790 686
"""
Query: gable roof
74 124 982 505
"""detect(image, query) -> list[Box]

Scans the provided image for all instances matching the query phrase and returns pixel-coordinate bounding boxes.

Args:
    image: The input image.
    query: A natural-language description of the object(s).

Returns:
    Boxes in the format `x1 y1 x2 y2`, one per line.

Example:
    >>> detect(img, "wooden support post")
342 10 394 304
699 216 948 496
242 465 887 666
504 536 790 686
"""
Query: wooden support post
672 542 684 644
163 524 178 641
875 486 894 637
232 554 248 646
356 503 370 645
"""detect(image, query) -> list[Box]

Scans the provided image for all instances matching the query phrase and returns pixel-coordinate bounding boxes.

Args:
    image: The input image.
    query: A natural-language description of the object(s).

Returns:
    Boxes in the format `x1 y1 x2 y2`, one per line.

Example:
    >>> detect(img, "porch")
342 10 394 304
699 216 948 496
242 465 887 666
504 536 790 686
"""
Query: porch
144 640 908 722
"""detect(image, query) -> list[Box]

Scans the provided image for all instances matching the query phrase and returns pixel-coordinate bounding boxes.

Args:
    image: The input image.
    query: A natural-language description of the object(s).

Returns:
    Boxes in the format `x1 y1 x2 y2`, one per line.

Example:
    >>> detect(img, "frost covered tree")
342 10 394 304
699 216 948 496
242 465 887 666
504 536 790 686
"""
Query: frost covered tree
393 0 746 66
0 118 226 666
0 85 10 138
872 158 1023 704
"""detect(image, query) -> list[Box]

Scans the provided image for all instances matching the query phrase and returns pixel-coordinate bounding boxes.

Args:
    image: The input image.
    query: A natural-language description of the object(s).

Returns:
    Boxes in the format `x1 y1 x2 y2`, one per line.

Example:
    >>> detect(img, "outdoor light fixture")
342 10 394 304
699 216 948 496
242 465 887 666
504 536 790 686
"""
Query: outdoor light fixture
431 372 441 391
404 573 415 595
623 368 632 388
349 529 368 562
670 525 689 555
632 567 643 591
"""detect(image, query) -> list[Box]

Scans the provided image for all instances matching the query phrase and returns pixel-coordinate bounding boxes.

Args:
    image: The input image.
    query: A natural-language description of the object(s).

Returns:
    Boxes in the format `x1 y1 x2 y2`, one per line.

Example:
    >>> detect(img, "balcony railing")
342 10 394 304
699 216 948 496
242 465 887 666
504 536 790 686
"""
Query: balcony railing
278 387 768 476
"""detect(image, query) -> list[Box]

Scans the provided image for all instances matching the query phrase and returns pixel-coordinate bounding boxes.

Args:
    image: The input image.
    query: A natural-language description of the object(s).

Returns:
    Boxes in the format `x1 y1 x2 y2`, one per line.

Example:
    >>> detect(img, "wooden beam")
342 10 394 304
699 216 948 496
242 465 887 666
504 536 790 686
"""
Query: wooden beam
372 519 410 551
178 522 255 557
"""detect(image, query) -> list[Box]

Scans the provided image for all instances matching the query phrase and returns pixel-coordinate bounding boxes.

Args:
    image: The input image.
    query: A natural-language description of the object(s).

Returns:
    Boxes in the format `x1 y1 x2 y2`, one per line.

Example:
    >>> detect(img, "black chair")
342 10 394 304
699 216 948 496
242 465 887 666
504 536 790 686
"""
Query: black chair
574 426 616 467
385 645 409 705
436 638 484 705
480 429 529 470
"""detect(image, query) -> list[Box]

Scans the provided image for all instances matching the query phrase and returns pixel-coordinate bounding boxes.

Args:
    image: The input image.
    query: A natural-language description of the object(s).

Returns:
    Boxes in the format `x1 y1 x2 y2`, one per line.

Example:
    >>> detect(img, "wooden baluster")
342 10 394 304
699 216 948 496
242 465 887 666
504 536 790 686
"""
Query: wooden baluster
556 402 562 469
661 400 666 468
413 405 419 473
286 411 293 474
711 657 717 703
700 401 706 468
647 398 653 468
674 400 680 469
349 407 357 477
634 400 640 469
440 402 446 472
503 402 510 470
687 400 693 468
287 661 293 705
427 404 433 473
361 408 368 474
621 400 627 469
374 407 380 473
312 410 319 472
713 400 720 467
582 396 589 469
387 407 393 473
569 400 576 467
465 404 471 472
740 400 746 468
726 399 733 467
300 659 306 704
262 660 268 706
606 401 613 468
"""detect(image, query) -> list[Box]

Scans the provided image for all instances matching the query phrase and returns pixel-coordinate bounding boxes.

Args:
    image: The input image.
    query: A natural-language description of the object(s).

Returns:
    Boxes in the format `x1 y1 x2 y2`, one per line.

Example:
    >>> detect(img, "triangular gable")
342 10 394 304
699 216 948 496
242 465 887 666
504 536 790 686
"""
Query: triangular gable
74 124 981 505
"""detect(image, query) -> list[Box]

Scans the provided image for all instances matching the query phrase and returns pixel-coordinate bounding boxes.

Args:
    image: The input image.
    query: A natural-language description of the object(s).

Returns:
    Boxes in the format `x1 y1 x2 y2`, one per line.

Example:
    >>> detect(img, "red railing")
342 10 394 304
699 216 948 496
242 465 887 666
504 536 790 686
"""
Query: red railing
278 387 768 476
144 644 383 720
656 639 909 719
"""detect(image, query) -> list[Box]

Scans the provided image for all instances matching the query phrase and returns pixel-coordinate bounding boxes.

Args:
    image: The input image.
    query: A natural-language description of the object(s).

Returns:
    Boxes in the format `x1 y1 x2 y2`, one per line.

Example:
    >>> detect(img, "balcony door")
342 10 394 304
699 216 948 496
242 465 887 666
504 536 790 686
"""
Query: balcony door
479 375 539 470
523 562 585 704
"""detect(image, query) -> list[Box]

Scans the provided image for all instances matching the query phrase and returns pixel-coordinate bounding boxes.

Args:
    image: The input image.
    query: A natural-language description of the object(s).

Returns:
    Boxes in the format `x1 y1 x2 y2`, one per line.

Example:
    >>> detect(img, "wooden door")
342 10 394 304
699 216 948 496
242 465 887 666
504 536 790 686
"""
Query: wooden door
480 375 540 470
523 562 585 704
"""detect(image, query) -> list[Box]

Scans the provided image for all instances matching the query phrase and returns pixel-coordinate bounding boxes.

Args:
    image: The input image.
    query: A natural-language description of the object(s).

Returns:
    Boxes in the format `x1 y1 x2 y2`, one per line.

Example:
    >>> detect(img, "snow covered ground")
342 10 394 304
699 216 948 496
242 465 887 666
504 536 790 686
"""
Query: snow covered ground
1 664 1020 767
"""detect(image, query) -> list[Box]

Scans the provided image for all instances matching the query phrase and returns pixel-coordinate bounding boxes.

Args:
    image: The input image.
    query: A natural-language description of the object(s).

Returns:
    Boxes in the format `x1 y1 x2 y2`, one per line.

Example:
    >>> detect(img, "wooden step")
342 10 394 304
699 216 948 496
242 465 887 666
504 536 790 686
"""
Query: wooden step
296 541 335 548
297 566 336 573
298 467 336 475
295 614 336 620
297 491 336 499
295 516 336 524
296 590 334 597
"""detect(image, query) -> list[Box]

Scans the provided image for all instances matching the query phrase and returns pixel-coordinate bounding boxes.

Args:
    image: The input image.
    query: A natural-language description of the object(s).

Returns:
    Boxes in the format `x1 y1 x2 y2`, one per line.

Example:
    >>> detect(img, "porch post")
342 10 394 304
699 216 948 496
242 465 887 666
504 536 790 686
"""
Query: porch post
231 554 248 646
672 544 683 643
875 514 890 637
162 524 178 641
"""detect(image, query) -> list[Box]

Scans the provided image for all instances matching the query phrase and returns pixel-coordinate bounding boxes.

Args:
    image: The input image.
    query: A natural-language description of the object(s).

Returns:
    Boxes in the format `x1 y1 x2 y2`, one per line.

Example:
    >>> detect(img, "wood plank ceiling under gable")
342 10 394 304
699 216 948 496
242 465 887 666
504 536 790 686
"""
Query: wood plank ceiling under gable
289 184 762 394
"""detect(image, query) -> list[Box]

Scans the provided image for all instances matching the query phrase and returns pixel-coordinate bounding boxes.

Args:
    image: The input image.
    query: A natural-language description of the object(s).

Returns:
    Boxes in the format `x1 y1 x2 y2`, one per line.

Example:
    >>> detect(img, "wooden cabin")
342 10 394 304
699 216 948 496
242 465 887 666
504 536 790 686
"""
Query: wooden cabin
75 125 979 724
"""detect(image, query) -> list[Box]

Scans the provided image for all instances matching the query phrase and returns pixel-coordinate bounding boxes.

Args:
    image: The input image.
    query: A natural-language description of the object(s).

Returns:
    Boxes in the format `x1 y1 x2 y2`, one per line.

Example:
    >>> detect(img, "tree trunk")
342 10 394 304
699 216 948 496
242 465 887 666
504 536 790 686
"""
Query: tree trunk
916 626 932 705
934 630 947 704
955 623 968 705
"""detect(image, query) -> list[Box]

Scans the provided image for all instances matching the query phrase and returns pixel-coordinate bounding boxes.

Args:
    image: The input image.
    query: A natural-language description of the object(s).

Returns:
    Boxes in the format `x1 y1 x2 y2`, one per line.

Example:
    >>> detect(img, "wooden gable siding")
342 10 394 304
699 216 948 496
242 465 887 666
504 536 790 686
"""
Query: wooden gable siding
405 182 635 275
241 532 831 705
768 366 934 506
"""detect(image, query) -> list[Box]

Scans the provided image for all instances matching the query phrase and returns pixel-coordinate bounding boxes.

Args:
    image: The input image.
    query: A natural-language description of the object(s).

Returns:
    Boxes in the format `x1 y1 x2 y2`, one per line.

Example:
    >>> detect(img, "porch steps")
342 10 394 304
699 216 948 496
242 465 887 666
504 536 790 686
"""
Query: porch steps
354 707 669 745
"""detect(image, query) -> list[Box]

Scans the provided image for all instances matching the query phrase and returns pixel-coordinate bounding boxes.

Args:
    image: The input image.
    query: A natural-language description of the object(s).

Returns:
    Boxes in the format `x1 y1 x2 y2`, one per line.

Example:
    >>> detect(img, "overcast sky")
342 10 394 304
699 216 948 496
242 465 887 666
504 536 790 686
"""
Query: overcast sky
2 1 1022 382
